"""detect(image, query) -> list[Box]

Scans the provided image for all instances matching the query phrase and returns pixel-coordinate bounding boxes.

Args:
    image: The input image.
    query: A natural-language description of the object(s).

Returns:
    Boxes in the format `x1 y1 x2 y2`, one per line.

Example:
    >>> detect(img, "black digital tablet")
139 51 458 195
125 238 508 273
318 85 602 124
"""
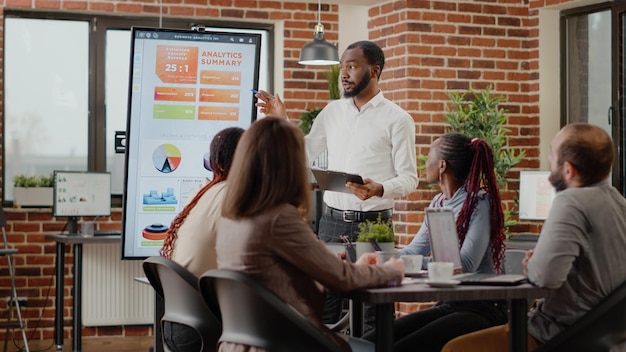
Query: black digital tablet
311 168 364 193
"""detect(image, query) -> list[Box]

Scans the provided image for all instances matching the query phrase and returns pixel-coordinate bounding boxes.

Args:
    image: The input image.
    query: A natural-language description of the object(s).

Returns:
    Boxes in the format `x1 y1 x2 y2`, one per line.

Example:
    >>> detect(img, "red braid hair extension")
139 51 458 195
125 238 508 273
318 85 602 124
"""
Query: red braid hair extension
455 138 506 273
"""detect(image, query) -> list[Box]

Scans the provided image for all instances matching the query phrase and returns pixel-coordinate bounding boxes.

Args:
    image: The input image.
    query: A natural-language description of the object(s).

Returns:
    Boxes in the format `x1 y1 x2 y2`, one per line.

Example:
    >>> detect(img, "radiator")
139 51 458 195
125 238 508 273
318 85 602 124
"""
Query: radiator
82 243 154 326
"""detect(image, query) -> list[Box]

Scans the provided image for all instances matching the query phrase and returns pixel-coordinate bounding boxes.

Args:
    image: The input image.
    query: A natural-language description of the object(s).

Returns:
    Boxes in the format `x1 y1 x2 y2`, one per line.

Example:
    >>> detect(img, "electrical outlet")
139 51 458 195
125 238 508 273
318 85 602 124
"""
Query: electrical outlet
6 296 27 308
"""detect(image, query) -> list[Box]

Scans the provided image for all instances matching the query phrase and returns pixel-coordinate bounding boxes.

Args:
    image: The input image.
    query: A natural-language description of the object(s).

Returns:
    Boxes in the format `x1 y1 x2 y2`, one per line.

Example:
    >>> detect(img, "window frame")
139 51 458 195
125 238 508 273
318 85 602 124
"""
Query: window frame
560 2 624 194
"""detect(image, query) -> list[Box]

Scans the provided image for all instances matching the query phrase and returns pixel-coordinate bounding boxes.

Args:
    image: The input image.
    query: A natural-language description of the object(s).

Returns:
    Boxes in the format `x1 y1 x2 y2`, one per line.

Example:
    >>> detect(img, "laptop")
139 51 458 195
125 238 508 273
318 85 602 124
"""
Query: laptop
311 168 364 194
425 207 527 286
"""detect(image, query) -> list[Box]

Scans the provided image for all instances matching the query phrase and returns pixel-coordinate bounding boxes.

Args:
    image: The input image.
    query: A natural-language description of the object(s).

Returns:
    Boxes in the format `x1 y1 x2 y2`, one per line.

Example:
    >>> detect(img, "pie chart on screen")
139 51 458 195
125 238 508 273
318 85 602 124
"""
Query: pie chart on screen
153 144 182 173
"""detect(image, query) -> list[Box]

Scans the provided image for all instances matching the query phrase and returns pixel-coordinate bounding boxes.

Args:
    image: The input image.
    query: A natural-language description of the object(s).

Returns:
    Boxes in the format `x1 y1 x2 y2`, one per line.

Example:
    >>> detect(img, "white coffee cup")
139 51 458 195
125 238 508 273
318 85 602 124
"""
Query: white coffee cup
428 262 454 282
81 221 95 237
400 255 423 273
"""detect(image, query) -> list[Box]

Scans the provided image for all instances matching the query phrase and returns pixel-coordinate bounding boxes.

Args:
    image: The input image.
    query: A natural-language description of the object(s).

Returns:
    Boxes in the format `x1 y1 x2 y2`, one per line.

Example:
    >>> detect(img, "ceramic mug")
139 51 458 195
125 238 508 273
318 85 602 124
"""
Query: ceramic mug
428 262 454 282
401 254 424 273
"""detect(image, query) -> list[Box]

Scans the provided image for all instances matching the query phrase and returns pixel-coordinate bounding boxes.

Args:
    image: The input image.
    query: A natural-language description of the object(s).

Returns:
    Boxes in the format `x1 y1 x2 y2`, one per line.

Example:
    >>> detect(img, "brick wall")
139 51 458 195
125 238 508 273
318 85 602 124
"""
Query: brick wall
0 0 575 342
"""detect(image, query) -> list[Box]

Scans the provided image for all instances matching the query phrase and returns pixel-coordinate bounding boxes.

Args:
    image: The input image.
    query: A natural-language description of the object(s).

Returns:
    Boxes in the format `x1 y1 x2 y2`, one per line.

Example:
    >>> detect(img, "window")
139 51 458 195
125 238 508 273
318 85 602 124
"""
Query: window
4 17 89 201
3 12 273 203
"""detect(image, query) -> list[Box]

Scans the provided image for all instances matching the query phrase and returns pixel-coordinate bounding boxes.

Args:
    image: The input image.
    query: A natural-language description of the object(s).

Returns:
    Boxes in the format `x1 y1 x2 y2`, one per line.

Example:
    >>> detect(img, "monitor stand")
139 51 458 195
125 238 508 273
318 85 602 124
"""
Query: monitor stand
66 216 78 235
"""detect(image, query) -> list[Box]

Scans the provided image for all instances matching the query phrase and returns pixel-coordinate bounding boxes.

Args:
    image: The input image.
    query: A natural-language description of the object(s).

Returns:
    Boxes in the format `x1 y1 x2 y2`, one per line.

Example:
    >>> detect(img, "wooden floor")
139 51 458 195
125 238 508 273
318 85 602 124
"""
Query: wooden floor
0 336 153 352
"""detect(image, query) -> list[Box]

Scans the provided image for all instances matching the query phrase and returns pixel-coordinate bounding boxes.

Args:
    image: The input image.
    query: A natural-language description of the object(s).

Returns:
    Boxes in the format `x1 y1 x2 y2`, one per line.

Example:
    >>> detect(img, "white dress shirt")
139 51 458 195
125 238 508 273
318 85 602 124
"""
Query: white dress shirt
306 91 418 212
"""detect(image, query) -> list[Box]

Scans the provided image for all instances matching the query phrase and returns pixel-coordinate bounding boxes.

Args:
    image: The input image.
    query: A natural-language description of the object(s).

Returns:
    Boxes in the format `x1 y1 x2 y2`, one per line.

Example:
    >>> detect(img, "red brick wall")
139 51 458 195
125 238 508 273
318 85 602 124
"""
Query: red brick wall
0 0 575 342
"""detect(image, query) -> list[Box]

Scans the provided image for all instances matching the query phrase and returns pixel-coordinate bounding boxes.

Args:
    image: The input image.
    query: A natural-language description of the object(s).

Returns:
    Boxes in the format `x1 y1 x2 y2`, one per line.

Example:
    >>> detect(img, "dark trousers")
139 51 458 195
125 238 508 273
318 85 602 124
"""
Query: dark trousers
162 321 203 352
362 300 508 352
318 212 378 334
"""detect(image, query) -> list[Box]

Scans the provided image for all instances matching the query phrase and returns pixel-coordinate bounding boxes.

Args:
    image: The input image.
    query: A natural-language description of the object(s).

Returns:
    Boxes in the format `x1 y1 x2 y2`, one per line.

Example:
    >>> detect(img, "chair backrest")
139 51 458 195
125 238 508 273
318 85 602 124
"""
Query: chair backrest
199 269 347 352
534 279 626 352
142 256 221 352
504 249 526 275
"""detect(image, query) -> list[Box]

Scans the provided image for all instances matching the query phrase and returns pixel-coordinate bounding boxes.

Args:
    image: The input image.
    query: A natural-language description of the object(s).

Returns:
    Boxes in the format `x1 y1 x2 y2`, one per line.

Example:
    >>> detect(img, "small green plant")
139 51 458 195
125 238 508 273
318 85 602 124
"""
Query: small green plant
13 173 54 187
356 215 394 243
298 107 323 135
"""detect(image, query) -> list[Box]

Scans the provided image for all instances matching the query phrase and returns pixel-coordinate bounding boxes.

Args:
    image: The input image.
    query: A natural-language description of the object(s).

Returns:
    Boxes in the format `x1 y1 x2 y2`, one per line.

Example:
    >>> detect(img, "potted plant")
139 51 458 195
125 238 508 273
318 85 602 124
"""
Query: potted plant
13 173 54 207
355 215 395 258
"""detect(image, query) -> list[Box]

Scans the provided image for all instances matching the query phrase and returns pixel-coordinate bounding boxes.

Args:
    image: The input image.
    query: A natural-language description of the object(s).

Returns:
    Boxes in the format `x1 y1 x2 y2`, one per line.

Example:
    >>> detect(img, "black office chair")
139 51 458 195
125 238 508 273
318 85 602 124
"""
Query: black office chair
199 269 349 352
142 256 221 352
534 279 626 351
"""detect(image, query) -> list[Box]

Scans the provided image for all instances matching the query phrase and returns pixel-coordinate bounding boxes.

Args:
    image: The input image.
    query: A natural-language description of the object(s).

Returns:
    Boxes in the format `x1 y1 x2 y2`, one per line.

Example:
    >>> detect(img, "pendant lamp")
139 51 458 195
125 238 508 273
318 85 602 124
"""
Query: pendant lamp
298 0 340 66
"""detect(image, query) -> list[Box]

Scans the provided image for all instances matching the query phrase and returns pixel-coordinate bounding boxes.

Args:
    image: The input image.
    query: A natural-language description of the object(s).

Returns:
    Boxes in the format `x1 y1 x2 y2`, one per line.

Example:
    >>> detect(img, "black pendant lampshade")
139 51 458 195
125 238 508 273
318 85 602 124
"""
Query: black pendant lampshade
298 1 340 66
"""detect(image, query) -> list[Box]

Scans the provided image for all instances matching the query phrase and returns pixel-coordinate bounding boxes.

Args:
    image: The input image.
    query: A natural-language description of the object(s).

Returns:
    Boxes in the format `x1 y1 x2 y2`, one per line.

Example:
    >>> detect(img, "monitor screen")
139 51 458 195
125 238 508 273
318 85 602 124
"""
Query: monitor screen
122 27 265 259
518 171 556 220
53 171 112 233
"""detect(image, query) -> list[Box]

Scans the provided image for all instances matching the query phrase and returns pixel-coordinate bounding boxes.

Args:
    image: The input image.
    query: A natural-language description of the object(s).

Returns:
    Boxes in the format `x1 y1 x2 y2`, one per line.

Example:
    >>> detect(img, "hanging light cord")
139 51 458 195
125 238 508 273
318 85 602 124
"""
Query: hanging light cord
317 0 321 26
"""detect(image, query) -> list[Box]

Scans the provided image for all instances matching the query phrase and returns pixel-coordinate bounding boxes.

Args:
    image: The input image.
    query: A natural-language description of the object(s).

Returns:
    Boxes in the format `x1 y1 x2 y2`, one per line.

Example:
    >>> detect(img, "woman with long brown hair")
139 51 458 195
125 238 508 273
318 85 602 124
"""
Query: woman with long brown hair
216 117 404 352
364 132 507 351
160 126 244 276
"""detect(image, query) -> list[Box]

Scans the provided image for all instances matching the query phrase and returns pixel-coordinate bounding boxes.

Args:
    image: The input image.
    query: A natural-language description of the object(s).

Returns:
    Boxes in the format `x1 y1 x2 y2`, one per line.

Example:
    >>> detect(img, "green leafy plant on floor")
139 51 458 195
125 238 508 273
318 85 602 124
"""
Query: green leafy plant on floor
13 173 54 187
419 85 526 237
356 215 395 243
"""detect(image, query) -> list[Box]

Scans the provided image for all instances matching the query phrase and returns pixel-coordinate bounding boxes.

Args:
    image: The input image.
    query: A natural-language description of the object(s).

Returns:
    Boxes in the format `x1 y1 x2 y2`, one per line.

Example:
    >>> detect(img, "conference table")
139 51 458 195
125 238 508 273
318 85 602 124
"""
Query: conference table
342 281 549 352
46 233 121 352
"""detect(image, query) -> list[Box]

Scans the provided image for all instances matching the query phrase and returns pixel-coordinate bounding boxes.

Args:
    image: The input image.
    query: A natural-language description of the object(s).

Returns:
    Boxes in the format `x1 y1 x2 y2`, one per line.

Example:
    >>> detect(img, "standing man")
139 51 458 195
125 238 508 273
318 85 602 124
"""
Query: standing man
442 123 626 351
256 41 418 329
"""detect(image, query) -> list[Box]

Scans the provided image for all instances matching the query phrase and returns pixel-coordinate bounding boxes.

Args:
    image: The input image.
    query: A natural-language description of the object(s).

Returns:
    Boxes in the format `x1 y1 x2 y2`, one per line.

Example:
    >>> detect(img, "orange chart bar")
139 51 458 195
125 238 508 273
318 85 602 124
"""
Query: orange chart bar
199 89 240 103
199 70 242 86
154 87 196 102
198 106 239 121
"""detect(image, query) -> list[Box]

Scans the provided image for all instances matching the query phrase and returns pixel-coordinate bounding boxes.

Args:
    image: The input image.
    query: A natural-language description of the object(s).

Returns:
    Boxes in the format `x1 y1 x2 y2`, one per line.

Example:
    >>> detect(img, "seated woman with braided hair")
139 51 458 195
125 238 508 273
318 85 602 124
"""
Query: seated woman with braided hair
363 132 507 352
159 126 244 276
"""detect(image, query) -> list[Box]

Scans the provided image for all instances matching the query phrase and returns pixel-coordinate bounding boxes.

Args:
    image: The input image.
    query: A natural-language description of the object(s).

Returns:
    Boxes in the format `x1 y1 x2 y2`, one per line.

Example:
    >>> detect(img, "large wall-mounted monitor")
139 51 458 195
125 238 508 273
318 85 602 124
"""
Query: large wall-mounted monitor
122 26 265 259
518 170 556 221
53 171 112 234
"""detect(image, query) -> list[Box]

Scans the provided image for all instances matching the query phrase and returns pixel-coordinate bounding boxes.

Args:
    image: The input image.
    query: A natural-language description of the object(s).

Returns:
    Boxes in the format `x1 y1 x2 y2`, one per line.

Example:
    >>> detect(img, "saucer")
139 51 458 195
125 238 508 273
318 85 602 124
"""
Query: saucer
425 279 460 288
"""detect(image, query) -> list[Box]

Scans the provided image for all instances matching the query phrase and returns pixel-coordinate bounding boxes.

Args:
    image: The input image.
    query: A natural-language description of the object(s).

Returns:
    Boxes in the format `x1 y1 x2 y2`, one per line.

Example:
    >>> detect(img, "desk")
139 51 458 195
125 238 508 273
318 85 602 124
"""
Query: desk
342 282 549 352
46 234 121 352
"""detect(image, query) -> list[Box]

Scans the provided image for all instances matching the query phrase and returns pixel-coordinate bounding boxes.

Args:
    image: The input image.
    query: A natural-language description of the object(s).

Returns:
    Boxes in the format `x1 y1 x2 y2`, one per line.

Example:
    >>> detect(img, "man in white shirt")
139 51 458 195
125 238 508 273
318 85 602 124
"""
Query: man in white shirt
256 40 418 330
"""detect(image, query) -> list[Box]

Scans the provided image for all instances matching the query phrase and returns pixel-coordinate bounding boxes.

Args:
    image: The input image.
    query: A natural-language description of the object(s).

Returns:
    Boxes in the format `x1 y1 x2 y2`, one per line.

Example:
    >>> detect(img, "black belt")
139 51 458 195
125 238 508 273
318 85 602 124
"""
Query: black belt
326 207 392 223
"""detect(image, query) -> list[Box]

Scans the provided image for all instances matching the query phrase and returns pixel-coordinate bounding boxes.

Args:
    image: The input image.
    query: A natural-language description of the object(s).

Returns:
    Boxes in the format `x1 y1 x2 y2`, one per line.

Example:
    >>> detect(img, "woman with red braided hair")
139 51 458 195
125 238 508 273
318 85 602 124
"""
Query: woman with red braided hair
363 132 507 352
160 126 244 277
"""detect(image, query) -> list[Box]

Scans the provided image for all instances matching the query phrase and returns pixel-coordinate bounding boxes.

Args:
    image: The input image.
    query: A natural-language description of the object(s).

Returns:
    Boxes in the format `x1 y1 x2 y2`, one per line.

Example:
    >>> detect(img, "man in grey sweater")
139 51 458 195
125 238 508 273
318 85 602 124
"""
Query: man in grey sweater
442 122 626 351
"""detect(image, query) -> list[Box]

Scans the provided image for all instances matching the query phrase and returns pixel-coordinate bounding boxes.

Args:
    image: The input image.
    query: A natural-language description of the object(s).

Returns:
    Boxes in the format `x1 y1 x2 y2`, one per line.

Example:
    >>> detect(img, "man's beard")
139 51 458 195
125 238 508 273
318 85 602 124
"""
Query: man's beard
549 167 567 192
343 71 371 98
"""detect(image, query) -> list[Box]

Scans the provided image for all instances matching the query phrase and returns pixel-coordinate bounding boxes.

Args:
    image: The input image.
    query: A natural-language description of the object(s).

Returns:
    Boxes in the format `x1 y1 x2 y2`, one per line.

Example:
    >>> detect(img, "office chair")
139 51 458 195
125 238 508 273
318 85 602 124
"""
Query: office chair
199 269 351 352
142 256 221 352
0 208 29 352
534 279 626 351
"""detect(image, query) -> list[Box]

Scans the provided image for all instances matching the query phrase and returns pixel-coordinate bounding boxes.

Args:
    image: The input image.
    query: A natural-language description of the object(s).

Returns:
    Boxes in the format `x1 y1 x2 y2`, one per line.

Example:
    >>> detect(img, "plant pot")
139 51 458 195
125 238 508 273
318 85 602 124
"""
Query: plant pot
355 241 394 260
13 187 53 207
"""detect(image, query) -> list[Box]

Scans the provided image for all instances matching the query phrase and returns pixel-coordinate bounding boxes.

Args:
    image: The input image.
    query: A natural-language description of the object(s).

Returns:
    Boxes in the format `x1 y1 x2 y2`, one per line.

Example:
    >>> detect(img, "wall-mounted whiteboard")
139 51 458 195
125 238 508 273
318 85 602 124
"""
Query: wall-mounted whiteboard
122 26 265 259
